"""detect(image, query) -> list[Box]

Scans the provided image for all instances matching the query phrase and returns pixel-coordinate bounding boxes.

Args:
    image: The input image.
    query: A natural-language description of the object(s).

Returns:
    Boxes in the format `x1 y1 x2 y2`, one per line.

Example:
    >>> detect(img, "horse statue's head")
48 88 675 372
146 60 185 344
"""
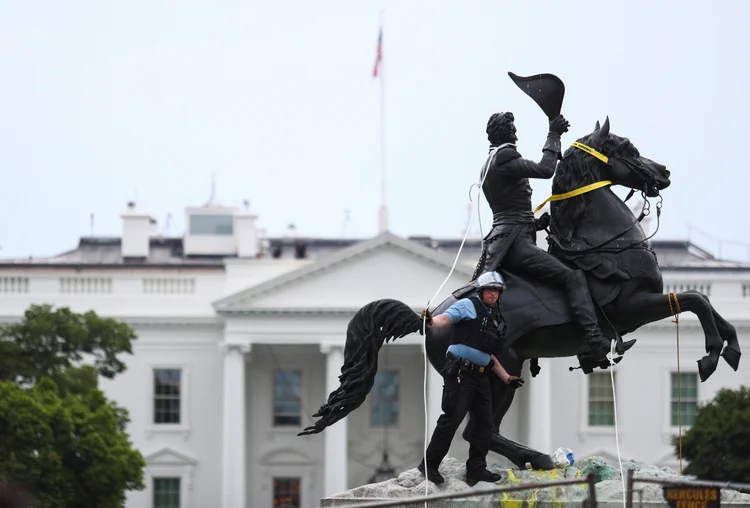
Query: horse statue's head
550 116 671 242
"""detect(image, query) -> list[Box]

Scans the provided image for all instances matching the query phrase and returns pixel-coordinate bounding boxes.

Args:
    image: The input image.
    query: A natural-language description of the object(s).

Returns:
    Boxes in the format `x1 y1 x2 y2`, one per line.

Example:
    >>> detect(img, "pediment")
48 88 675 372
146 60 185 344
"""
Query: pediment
214 232 473 312
144 446 197 466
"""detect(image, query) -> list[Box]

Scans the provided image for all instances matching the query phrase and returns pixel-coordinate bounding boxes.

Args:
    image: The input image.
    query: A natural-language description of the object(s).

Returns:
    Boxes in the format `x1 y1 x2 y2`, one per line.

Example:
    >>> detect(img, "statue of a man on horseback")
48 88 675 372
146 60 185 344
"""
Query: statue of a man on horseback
299 71 741 477
474 109 633 365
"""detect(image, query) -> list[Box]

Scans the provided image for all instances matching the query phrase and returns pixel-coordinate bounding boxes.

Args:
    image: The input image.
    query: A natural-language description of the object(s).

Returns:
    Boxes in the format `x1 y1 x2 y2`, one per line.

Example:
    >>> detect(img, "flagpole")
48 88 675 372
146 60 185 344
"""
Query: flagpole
377 9 389 234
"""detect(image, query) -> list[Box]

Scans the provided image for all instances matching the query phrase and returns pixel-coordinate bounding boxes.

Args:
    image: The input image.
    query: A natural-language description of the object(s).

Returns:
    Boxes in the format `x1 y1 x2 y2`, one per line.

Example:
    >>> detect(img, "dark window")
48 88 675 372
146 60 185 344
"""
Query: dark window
588 372 615 426
273 370 301 426
273 477 300 508
371 370 399 426
154 369 181 424
671 372 698 426
153 477 180 508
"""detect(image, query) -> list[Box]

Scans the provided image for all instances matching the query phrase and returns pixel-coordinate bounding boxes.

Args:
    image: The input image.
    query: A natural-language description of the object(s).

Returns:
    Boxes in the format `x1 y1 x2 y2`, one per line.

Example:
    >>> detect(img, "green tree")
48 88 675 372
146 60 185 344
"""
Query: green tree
0 304 136 384
674 385 750 482
0 305 145 507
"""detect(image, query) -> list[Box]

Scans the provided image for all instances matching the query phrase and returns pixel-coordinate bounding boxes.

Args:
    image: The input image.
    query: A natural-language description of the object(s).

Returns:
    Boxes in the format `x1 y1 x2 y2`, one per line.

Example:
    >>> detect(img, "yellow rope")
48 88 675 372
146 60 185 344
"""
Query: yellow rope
532 180 612 214
668 292 683 475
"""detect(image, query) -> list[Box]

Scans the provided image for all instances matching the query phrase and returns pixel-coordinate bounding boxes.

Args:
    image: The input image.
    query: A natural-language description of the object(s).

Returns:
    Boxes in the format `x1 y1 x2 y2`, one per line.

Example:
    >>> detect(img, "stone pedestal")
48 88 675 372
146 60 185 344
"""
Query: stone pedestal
320 456 750 508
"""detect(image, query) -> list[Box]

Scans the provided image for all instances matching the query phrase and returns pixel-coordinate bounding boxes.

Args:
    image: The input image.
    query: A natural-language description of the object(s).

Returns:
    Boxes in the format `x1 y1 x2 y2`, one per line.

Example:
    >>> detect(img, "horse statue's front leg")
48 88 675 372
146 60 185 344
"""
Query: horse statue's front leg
609 290 739 381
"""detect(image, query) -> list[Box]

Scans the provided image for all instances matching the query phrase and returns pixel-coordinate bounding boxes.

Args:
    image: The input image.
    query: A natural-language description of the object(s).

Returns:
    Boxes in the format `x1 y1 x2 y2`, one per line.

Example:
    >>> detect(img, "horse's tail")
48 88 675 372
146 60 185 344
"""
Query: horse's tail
297 298 422 436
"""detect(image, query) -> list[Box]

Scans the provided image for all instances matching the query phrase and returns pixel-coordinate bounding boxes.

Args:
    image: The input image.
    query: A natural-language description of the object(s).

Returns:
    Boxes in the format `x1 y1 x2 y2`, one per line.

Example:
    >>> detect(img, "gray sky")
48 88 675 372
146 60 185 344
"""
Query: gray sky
1 0 749 260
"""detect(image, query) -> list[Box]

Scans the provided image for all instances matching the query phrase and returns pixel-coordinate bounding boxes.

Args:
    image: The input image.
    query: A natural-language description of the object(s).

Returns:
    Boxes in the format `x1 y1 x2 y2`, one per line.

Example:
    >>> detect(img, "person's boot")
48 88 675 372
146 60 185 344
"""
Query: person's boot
563 270 618 362
465 468 504 486
418 460 444 484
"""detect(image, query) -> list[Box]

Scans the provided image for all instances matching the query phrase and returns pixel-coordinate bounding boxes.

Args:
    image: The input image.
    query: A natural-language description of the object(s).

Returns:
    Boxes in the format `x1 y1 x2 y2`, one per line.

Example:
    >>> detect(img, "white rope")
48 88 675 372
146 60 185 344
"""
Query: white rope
608 340 625 508
420 147 498 505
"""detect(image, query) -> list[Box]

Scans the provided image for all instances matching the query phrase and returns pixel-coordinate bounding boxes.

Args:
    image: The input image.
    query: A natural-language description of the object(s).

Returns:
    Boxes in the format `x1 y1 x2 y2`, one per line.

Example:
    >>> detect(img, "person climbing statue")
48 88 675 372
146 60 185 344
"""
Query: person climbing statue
417 271 521 486
473 111 632 365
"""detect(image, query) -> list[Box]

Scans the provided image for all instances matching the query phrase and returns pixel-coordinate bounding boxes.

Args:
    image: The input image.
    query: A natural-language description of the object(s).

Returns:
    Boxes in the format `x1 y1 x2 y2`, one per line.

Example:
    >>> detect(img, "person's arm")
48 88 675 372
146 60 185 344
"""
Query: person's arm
488 115 570 180
497 138 559 179
421 299 476 328
490 354 524 388
429 313 454 328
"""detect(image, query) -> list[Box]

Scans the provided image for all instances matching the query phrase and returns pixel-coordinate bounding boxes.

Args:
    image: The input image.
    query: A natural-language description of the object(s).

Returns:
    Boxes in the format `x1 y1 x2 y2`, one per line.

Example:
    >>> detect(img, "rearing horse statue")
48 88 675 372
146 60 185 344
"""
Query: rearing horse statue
298 117 742 471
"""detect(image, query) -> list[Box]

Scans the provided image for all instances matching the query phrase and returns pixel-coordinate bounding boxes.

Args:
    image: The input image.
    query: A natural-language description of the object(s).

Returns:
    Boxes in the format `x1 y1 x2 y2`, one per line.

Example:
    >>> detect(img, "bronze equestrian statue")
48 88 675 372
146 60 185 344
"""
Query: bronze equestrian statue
474 109 633 369
298 78 742 471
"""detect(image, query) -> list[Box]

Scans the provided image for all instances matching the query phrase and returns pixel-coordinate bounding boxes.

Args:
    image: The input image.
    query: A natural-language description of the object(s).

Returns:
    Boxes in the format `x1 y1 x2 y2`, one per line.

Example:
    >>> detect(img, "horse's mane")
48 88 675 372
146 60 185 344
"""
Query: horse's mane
550 123 636 243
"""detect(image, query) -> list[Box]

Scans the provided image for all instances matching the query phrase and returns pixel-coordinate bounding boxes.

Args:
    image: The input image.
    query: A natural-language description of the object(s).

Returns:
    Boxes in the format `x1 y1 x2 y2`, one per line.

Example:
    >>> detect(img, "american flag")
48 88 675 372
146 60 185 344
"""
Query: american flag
372 23 383 78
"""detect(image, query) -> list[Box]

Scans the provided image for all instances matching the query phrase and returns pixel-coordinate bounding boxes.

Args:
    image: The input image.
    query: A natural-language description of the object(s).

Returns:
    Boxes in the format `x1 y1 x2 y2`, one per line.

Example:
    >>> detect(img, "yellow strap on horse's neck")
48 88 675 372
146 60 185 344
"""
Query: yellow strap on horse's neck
532 142 612 214
533 181 613 213
570 141 609 164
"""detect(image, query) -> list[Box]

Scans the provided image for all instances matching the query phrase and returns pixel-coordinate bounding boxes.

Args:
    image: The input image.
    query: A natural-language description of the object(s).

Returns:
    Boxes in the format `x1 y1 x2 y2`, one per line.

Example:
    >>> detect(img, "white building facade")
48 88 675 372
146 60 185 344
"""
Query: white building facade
0 202 748 508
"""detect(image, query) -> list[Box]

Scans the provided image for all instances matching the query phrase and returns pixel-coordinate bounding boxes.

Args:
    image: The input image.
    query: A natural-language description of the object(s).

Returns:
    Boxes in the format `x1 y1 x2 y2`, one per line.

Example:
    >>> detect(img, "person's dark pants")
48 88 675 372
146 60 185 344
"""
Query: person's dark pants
423 362 493 475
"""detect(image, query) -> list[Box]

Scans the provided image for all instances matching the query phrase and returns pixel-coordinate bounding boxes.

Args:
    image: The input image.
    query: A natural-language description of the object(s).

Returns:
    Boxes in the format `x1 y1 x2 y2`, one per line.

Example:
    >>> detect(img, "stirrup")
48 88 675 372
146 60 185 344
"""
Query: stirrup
570 351 625 374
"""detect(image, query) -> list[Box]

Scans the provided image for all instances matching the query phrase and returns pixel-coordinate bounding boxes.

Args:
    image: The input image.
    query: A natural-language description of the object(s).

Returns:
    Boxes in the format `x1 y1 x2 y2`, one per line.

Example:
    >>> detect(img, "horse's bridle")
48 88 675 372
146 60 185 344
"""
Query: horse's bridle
537 142 665 256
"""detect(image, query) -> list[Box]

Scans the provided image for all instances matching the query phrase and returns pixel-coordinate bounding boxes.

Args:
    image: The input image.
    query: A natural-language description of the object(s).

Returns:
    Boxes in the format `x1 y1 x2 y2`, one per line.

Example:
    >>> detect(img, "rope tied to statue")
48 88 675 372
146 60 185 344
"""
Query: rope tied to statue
668 291 683 476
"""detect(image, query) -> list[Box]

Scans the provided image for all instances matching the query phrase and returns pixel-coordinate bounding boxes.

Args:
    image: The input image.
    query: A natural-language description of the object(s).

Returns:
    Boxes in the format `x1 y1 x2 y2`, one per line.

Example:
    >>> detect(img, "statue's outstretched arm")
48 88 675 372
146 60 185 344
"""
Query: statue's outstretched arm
490 132 561 180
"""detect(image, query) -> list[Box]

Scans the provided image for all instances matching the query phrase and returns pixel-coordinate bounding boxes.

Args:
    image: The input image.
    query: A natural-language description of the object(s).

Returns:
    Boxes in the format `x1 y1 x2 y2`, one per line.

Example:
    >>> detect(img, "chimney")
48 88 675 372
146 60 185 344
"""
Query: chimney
234 200 259 258
121 202 151 258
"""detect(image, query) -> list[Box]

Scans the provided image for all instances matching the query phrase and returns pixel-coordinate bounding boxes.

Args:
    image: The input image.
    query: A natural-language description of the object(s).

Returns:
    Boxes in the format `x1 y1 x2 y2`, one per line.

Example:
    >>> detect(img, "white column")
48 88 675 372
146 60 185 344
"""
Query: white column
526 358 552 455
220 342 250 508
320 344 348 496
426 355 443 439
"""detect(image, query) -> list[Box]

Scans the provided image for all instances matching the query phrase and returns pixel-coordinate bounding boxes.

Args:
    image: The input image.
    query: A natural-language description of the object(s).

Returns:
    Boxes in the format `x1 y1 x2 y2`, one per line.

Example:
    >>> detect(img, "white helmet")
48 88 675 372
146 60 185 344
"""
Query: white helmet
476 271 506 292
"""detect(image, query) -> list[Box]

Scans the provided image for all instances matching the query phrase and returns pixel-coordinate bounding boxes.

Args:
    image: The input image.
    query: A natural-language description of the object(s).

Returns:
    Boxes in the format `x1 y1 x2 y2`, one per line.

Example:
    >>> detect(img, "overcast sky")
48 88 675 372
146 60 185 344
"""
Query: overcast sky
1 0 748 261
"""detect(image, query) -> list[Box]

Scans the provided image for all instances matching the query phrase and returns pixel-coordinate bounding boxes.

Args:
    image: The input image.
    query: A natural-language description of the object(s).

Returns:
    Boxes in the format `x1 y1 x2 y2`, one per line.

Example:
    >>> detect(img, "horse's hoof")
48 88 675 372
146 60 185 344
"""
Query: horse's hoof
530 454 555 471
721 347 741 371
616 338 637 355
697 355 719 382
